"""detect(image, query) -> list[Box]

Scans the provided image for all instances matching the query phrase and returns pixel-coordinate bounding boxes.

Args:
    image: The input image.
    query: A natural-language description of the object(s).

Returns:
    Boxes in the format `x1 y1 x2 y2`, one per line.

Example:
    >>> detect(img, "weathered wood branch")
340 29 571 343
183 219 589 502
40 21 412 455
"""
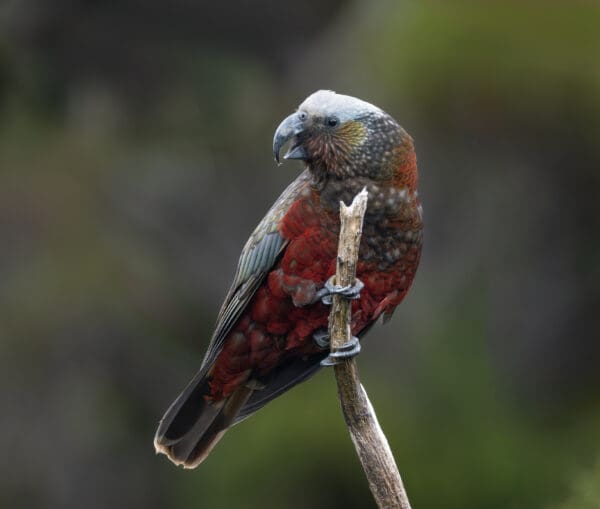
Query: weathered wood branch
328 188 412 509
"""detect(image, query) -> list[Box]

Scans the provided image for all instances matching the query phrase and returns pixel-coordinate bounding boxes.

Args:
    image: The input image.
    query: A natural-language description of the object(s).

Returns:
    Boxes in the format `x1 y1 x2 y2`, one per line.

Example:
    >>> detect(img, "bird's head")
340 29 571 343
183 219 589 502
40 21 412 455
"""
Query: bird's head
273 90 414 182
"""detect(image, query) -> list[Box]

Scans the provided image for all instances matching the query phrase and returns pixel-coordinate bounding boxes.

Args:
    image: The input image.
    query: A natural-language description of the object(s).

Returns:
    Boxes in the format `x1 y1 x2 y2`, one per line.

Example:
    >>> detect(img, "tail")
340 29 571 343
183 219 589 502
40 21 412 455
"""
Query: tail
153 371 253 469
154 353 327 468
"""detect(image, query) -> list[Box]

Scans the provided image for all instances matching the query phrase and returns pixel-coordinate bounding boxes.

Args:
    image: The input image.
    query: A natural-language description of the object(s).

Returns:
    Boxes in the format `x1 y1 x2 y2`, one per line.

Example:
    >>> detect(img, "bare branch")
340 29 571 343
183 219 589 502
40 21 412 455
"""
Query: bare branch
328 188 412 509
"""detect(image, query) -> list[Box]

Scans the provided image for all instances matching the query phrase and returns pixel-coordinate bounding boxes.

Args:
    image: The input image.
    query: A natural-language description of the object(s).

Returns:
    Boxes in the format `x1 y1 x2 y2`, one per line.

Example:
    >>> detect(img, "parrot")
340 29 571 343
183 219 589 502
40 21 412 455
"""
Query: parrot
154 90 423 468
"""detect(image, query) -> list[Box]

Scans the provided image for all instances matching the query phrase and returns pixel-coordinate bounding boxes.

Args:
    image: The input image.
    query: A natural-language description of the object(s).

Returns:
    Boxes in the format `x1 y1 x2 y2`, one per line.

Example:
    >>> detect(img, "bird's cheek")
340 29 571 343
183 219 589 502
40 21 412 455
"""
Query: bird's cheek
302 136 323 161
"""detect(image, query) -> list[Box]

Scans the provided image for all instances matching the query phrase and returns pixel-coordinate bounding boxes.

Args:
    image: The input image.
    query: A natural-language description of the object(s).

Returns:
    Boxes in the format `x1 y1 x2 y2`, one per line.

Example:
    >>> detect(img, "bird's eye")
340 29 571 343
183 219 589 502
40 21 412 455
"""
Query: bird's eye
298 112 308 121
327 117 339 127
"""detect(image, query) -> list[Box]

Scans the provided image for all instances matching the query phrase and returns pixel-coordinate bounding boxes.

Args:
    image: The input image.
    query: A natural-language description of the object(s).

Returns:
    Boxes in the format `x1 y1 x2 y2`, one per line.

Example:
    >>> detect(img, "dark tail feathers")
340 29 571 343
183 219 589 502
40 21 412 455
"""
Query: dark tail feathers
154 353 327 468
153 373 252 468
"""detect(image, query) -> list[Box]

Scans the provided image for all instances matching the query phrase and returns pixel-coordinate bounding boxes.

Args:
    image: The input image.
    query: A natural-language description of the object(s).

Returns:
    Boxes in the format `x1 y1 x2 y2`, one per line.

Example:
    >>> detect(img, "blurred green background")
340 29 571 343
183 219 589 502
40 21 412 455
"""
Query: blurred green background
1 1 600 508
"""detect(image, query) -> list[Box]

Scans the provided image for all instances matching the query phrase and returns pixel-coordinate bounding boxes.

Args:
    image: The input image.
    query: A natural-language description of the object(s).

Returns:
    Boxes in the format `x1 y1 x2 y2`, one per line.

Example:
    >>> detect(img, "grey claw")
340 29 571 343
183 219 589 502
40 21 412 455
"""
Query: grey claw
317 276 364 305
312 329 330 348
320 336 361 366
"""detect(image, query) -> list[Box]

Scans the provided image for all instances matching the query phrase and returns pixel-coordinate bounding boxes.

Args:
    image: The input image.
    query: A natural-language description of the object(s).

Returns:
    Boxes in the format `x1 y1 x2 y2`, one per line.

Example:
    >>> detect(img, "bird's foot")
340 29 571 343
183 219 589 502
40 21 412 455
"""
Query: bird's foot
312 329 330 349
312 329 361 366
315 275 364 305
321 336 361 366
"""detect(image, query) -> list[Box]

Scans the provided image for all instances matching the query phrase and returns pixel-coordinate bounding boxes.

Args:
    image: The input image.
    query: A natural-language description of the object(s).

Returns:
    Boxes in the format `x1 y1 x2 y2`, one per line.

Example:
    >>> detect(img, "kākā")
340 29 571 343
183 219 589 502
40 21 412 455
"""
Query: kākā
154 90 423 468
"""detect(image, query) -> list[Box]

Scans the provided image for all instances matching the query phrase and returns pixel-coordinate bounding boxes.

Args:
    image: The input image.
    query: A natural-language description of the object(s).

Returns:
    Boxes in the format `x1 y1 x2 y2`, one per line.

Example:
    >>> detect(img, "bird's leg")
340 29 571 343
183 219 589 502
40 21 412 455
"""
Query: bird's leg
314 275 364 305
311 276 363 365
312 328 362 366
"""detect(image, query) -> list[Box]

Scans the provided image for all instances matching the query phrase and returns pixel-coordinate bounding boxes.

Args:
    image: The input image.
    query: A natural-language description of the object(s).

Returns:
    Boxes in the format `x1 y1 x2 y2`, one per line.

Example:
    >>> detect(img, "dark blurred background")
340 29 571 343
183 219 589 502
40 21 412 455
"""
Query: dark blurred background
1 1 600 508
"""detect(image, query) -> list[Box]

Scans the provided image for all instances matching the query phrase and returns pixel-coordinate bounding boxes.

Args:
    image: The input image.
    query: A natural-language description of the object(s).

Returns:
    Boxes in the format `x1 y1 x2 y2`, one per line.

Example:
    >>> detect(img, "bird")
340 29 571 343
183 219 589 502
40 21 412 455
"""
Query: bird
154 90 423 468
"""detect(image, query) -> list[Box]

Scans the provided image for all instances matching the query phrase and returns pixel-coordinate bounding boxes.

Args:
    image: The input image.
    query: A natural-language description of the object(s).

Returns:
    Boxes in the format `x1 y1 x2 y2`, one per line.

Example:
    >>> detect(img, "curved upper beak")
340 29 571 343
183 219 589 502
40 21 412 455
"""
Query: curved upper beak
272 112 309 164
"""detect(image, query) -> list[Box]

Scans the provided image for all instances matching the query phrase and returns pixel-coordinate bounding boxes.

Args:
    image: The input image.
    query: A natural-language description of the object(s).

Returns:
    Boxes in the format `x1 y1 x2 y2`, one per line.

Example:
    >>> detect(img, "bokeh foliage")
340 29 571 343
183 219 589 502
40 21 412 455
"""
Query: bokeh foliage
1 1 599 508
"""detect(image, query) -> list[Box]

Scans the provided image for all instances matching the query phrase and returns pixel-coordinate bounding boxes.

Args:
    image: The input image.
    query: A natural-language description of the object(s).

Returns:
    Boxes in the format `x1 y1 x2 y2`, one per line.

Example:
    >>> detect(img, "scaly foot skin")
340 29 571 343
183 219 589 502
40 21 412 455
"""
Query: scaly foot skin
313 329 362 366
320 335 361 366
314 275 364 305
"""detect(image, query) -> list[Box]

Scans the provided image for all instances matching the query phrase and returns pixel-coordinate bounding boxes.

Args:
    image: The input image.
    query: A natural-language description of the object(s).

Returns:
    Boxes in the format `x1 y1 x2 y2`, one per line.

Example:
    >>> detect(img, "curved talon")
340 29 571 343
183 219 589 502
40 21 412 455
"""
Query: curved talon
320 336 361 366
316 276 364 305
312 329 330 348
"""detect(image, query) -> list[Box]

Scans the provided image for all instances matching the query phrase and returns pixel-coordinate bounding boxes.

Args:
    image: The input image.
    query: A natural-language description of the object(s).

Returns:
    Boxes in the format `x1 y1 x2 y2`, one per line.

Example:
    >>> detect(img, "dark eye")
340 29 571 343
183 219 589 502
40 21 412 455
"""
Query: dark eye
298 111 308 121
327 117 339 127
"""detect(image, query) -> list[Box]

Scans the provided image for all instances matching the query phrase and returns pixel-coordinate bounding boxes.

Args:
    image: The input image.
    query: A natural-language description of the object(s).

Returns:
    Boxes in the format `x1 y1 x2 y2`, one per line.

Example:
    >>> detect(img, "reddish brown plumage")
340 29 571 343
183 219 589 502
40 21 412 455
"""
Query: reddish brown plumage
154 90 423 468
208 148 421 401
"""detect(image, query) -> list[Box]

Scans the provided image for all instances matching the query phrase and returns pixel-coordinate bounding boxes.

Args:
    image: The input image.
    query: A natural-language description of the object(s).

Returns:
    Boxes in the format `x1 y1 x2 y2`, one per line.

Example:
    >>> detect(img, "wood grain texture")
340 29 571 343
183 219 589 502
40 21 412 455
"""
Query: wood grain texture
328 188 412 509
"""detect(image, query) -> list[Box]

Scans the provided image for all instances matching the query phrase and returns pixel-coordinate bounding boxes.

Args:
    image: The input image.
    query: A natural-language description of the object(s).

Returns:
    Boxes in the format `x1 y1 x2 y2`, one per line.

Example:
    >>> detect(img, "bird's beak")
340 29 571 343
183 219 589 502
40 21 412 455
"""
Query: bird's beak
272 112 309 165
